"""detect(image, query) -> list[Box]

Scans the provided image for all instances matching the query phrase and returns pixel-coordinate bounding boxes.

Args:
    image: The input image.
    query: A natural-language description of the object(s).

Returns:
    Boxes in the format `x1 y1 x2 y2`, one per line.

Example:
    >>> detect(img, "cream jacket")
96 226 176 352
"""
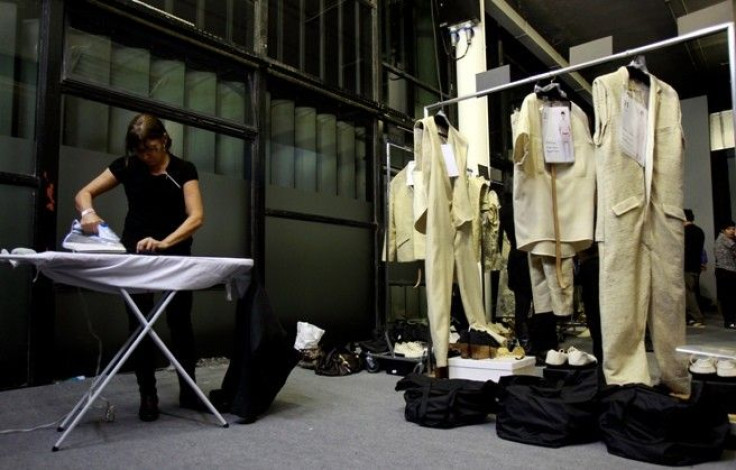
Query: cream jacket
512 93 596 257
384 163 425 262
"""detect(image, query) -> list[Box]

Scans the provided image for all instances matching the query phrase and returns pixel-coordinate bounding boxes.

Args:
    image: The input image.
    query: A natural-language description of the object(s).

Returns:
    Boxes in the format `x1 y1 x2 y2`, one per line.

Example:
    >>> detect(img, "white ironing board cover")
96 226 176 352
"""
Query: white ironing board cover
0 251 253 296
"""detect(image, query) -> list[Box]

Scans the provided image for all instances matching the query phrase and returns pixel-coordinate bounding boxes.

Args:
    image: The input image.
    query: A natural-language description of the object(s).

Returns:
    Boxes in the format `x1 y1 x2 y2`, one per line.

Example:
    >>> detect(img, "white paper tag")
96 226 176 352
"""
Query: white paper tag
406 160 415 186
620 91 648 167
441 144 460 178
541 105 575 164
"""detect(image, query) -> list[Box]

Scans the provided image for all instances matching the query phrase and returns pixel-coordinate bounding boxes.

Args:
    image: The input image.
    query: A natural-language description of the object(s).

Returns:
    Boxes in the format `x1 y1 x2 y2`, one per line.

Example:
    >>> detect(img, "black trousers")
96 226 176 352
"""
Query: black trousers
579 256 603 364
715 268 736 326
126 290 197 396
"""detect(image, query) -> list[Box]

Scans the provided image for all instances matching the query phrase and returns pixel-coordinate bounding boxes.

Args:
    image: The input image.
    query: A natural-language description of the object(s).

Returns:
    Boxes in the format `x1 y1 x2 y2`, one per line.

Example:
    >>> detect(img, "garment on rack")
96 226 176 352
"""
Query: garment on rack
593 66 688 395
413 115 497 368
383 161 425 263
511 93 596 316
468 176 501 270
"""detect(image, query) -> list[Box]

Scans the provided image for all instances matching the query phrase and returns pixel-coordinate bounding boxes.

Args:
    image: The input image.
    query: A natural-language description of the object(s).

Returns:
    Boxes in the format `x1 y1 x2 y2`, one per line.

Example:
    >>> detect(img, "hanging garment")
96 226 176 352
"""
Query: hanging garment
593 67 689 395
384 161 426 262
413 116 494 367
511 93 596 315
468 176 501 270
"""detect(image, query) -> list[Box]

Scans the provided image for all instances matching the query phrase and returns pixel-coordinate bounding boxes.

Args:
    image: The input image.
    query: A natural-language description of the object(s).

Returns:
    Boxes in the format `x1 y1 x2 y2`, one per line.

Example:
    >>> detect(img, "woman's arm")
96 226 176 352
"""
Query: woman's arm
136 179 204 253
75 169 119 233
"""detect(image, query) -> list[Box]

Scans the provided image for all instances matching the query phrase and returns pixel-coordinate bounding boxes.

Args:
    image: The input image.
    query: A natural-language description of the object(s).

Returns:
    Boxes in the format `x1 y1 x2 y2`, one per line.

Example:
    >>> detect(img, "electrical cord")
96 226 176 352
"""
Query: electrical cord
0 288 115 435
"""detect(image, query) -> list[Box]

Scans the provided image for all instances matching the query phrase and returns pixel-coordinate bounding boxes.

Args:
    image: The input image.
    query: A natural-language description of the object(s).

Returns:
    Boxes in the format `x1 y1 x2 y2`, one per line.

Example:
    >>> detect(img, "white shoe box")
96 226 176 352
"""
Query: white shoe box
448 356 538 382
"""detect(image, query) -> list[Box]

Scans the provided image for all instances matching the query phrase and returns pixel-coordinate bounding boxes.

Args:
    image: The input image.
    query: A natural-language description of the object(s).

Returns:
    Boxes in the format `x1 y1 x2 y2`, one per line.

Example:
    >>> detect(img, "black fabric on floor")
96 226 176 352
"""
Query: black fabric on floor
212 276 300 423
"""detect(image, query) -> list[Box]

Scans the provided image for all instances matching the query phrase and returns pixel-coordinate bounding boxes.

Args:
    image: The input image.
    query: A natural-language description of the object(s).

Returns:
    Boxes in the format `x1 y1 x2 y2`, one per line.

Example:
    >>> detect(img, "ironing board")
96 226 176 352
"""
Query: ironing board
0 251 253 451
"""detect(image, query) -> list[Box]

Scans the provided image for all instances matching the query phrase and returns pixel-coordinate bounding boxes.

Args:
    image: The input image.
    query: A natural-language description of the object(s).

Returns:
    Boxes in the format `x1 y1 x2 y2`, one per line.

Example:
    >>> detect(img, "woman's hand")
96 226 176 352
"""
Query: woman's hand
80 212 104 234
136 237 169 253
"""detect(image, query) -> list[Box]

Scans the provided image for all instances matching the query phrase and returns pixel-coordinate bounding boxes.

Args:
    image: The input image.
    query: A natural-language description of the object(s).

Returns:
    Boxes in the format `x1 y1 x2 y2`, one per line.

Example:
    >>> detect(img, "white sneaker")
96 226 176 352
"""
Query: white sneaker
689 356 717 375
567 346 597 366
394 342 424 358
716 359 736 378
545 349 568 366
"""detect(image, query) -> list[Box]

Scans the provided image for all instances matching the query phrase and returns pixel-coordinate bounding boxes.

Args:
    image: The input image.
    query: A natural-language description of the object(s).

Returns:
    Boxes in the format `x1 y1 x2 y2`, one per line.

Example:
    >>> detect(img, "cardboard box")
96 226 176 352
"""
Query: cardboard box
448 356 538 382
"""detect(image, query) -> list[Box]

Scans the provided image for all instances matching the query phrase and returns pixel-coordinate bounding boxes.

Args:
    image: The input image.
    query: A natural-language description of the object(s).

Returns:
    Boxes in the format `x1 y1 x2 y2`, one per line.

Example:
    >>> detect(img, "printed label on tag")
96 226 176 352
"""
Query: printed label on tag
541 105 575 164
620 91 648 167
441 144 460 177
406 160 415 186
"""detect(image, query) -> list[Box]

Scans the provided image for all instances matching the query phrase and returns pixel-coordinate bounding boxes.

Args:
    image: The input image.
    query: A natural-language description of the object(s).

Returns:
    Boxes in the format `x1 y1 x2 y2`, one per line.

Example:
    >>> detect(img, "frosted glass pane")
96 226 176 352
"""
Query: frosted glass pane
355 126 366 201
722 111 734 149
18 19 39 140
63 96 110 153
64 28 111 85
337 121 356 198
710 112 724 151
0 1 17 137
150 59 185 106
317 113 337 195
185 125 216 173
217 80 246 123
216 134 246 177
111 45 150 94
295 106 317 192
270 99 295 187
185 70 217 114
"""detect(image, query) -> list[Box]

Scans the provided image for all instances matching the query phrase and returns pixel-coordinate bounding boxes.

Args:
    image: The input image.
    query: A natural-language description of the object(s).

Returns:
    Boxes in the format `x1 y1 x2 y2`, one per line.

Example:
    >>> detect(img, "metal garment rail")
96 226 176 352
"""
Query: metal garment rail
424 21 736 142
382 141 414 330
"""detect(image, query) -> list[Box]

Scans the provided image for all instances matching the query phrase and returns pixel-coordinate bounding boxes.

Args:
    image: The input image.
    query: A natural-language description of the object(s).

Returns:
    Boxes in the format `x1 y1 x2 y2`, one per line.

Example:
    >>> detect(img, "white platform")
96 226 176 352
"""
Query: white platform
448 356 538 382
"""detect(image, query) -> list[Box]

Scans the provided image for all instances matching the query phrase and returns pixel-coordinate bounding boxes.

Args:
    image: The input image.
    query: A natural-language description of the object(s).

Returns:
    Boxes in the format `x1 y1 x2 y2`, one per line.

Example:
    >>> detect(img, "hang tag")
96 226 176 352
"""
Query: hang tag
541 105 575 164
619 91 648 167
441 144 460 178
406 160 415 186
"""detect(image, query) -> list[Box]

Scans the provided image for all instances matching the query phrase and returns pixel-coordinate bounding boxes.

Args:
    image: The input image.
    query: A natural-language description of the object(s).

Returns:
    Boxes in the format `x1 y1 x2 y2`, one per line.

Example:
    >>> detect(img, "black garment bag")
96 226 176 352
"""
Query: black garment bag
598 383 730 466
495 368 600 448
395 373 500 428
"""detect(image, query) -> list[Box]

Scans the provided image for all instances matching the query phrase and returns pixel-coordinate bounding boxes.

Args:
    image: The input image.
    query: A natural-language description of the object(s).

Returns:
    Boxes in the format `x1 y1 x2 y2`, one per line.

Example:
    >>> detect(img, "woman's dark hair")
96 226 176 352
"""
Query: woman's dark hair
125 113 171 155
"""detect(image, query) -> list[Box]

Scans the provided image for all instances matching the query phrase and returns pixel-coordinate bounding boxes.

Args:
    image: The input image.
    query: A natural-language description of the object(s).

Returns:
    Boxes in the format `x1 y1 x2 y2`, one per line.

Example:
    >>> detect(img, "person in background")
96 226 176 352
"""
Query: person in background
74 113 205 421
683 209 706 328
714 220 736 330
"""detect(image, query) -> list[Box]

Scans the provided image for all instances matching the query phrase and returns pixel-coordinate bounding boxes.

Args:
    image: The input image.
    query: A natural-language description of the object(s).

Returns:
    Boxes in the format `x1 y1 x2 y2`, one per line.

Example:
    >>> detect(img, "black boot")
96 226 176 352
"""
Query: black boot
138 393 159 422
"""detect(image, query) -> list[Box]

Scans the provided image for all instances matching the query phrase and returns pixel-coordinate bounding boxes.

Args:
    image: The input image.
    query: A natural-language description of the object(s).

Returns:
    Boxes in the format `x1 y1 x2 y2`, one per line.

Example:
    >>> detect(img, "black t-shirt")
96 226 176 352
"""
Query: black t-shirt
109 154 198 255
684 223 705 274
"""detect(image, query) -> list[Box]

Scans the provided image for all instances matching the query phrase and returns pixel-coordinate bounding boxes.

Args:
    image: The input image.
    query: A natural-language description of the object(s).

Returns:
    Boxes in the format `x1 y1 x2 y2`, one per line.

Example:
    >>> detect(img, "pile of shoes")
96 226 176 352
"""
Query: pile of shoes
545 346 597 368
689 357 736 378
393 341 427 359
450 325 506 360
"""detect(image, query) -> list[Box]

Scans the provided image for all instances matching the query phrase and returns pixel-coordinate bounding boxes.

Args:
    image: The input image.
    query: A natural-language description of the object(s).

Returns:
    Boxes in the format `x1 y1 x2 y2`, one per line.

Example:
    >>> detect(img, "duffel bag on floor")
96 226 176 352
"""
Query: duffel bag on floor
395 373 500 428
598 383 730 466
496 368 600 447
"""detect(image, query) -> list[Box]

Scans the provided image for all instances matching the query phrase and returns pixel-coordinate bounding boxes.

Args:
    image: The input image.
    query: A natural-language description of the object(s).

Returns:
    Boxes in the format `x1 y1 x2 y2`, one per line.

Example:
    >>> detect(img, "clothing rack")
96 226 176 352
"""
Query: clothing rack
382 140 416 332
424 22 736 142
421 21 736 337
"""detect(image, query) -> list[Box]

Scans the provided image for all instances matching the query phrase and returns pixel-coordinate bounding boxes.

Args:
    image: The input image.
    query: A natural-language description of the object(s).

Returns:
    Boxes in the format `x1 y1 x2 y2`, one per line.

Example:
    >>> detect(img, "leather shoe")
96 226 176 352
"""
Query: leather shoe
138 394 159 422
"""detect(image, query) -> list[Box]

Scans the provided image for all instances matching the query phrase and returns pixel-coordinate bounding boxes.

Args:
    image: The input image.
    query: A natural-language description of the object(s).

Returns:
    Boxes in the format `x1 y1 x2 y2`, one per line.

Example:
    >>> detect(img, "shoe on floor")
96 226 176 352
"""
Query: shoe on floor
567 346 597 366
689 356 717 375
545 349 568 366
716 359 736 378
139 394 159 422
725 323 736 330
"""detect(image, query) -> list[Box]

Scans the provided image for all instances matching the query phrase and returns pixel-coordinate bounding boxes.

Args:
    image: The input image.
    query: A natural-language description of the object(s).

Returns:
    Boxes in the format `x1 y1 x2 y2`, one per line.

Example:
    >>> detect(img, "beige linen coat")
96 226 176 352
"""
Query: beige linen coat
593 67 689 394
